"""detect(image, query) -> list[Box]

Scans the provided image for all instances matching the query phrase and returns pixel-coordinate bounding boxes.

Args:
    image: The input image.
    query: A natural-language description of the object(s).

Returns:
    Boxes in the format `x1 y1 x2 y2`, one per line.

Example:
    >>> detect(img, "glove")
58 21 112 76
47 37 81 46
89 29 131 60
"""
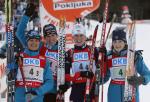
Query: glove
127 76 145 86
80 71 94 79
30 11 38 21
0 48 6 59
99 46 107 54
15 53 21 61
72 72 81 81
0 53 6 59
99 46 107 55
24 3 36 17
59 83 69 93
99 46 107 61
26 91 37 101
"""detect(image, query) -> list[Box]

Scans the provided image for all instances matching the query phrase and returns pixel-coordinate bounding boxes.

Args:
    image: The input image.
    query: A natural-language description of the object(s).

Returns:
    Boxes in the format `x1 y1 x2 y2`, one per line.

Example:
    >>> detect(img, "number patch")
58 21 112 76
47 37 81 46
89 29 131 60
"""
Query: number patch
110 66 126 81
17 66 44 82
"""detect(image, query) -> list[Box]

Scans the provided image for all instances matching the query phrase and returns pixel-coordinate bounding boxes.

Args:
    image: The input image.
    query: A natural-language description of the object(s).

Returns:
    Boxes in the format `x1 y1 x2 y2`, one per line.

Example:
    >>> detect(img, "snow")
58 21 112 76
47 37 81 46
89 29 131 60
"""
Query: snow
136 23 150 102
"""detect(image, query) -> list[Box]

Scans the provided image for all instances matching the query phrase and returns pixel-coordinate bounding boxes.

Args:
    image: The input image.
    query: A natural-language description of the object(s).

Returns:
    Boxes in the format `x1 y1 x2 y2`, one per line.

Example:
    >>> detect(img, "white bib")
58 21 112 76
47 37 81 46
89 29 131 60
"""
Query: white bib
17 66 44 83
72 61 96 75
49 59 58 76
110 66 126 81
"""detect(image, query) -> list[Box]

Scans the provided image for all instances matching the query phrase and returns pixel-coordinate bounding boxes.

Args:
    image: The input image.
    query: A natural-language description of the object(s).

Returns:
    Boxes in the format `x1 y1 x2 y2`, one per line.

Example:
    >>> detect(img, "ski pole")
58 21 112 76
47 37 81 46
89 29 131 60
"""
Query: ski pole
18 56 31 102
98 0 110 102
56 16 66 102
124 21 136 102
104 13 117 45
84 25 99 102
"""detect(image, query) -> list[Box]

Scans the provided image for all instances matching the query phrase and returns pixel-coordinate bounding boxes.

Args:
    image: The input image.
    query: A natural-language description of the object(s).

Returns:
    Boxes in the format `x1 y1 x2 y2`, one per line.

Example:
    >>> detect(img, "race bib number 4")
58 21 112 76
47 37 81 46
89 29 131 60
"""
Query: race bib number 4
110 66 126 81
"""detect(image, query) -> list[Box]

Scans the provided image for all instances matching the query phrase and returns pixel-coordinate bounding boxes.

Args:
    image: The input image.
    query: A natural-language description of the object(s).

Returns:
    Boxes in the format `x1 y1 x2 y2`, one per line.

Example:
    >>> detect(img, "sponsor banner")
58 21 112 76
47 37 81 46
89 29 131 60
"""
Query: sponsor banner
39 0 100 49
39 2 74 49
40 0 100 22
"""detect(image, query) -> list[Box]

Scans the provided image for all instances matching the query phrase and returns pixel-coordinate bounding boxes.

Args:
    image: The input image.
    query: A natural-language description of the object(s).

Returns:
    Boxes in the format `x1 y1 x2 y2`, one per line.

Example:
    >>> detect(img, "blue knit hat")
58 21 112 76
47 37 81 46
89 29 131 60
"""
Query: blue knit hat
112 29 127 42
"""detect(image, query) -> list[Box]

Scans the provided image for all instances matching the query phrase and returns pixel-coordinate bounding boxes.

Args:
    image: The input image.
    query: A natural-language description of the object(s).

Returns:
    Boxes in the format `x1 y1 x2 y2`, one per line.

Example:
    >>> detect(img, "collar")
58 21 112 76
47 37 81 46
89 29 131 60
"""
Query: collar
24 49 39 56
74 43 87 50
113 48 127 56
46 42 58 50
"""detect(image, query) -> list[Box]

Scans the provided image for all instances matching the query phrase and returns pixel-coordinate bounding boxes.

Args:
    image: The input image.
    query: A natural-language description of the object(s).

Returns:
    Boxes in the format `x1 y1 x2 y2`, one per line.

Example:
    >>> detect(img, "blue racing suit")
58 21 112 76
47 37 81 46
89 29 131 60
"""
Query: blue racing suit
15 15 54 102
103 49 150 102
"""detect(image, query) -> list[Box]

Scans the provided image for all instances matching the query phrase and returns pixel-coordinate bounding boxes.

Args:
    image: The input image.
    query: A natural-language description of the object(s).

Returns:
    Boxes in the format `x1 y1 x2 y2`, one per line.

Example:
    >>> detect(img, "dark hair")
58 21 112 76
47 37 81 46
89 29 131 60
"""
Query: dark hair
43 24 57 37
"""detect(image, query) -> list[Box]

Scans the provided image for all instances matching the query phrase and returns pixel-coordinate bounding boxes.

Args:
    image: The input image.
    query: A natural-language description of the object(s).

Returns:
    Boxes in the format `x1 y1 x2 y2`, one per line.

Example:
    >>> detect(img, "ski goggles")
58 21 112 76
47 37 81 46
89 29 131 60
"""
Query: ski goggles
26 30 41 41
43 24 57 36
44 29 57 36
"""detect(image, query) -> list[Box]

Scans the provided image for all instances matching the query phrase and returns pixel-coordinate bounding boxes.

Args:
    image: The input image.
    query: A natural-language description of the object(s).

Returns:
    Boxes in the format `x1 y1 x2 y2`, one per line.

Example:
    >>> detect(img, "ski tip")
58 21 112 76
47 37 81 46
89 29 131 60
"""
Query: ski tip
59 16 66 29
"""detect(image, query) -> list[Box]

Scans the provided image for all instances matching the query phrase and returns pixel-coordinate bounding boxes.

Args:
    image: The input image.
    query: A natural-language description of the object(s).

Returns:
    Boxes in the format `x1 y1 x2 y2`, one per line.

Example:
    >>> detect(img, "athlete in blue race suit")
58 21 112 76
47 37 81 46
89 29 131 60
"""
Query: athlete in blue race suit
15 3 54 102
103 29 150 102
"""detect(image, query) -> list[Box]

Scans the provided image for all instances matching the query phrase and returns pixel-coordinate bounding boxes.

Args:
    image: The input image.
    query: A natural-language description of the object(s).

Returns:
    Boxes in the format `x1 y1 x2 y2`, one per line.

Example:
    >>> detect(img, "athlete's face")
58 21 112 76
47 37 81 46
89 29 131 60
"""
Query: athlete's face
45 34 58 46
27 39 40 51
112 40 126 52
73 34 87 46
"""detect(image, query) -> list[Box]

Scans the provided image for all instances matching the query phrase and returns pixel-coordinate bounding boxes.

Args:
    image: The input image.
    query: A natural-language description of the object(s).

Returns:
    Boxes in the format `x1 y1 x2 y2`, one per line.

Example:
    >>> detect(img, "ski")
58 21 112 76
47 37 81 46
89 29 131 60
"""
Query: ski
105 13 117 45
56 17 66 102
5 0 16 102
17 54 33 102
124 21 136 102
6 23 15 102
84 25 99 102
98 0 110 102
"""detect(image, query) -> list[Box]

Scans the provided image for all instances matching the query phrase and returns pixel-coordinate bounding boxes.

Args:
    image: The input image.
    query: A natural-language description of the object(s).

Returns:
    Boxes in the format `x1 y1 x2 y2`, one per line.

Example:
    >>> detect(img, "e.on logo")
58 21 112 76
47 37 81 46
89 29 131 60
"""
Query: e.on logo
40 0 100 22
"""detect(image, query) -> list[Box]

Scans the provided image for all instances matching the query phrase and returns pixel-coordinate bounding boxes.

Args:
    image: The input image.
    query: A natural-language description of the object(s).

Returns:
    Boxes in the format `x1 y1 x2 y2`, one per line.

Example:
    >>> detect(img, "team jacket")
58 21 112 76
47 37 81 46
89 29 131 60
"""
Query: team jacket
107 52 127 85
16 15 54 102
103 49 150 102
16 52 46 88
41 44 59 94
40 45 58 80
65 44 99 83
